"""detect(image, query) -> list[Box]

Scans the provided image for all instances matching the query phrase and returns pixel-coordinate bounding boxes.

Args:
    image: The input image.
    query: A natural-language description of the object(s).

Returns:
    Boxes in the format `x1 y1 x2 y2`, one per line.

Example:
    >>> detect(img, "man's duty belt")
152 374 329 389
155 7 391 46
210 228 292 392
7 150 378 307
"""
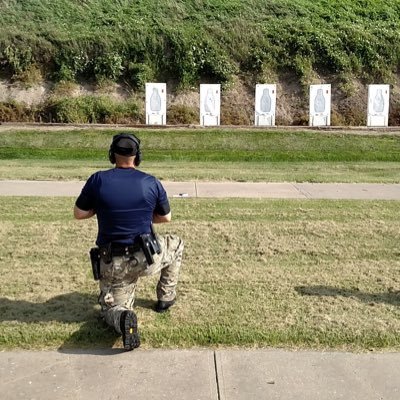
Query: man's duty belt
100 243 142 258
96 228 161 266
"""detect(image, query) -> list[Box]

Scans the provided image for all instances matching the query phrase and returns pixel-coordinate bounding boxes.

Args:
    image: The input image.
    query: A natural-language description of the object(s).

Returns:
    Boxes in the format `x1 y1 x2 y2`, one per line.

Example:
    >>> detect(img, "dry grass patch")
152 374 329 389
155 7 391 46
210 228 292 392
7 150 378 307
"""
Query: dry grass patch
0 197 399 350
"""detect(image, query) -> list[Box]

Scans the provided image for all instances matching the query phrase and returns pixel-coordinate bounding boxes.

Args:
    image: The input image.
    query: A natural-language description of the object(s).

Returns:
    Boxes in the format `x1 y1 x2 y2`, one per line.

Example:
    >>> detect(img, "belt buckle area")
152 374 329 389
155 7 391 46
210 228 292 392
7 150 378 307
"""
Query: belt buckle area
114 246 128 257
112 246 129 257
118 246 129 256
111 244 138 257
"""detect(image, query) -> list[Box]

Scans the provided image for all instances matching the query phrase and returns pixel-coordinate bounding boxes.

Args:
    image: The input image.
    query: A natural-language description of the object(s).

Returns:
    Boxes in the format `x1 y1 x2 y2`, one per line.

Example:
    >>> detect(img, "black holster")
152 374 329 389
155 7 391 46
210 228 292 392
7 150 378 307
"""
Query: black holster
138 232 161 266
89 247 101 280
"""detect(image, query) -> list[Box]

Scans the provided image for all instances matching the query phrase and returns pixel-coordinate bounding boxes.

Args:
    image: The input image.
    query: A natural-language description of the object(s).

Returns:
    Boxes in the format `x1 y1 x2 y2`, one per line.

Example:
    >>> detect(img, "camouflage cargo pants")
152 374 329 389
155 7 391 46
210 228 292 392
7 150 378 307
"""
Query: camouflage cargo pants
98 234 184 334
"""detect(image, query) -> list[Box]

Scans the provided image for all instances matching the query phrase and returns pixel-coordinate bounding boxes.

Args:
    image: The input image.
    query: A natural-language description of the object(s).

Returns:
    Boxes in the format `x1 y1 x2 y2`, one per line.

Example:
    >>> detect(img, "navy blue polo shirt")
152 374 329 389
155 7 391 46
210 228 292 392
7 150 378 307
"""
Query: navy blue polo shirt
75 168 170 246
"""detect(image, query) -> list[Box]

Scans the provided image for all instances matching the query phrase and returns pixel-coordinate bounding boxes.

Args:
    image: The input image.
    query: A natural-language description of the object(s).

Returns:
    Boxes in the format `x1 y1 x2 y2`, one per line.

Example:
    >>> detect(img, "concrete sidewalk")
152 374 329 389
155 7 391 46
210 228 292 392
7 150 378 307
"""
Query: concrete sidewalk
1 180 400 199
1 349 399 400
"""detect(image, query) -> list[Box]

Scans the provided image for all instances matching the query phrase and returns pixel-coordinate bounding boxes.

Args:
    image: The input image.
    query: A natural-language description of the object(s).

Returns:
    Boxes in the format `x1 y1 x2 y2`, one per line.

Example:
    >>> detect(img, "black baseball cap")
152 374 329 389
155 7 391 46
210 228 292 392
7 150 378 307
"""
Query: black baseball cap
113 135 138 156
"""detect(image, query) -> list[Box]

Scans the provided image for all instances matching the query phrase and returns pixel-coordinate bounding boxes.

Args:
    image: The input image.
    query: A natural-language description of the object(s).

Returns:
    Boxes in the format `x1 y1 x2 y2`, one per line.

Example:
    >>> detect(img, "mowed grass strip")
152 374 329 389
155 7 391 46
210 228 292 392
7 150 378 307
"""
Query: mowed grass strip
0 197 399 350
1 129 400 162
0 129 400 183
0 159 399 183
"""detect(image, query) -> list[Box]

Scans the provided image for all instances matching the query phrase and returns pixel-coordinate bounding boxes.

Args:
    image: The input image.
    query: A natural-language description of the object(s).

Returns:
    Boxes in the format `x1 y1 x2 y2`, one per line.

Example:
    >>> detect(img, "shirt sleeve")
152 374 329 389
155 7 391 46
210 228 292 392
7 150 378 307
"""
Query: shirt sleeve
154 179 170 216
75 174 96 211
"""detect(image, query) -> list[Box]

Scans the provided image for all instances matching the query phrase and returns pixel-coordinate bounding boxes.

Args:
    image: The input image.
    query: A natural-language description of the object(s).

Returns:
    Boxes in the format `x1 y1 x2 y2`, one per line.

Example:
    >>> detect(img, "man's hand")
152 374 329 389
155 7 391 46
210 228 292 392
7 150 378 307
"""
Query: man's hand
153 212 171 223
74 205 96 219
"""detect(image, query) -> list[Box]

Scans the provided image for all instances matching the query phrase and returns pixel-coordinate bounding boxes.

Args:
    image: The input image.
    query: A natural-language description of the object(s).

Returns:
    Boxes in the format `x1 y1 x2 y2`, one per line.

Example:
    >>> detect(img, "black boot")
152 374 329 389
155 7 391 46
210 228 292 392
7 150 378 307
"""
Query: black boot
120 310 140 351
155 299 175 313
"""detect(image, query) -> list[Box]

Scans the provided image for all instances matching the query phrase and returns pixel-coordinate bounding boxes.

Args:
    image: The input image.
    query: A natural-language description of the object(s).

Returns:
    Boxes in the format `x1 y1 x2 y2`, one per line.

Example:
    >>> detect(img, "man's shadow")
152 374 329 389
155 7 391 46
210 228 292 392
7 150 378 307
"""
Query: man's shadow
295 285 400 306
0 292 155 354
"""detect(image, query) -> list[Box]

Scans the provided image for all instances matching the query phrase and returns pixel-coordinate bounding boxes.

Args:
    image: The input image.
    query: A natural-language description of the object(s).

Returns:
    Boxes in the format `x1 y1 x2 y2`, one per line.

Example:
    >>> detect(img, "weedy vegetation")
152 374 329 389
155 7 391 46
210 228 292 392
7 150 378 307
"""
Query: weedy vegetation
1 1 399 87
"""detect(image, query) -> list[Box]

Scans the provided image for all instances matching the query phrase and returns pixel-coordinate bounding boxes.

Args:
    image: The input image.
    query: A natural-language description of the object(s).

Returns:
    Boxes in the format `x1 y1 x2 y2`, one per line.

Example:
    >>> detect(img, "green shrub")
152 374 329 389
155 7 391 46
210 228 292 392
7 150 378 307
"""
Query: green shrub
126 63 155 90
93 53 124 81
40 96 141 124
3 45 33 76
56 64 75 82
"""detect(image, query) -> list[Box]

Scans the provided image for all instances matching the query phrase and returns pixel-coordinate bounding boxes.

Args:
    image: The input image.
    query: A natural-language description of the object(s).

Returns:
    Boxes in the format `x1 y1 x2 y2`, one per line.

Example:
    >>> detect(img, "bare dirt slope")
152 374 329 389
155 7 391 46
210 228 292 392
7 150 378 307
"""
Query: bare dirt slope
1 74 399 126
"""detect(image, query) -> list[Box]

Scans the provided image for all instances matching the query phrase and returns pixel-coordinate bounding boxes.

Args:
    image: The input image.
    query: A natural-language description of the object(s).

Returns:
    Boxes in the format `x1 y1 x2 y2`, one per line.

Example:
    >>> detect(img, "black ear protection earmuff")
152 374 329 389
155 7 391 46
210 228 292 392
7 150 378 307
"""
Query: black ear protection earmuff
108 133 142 166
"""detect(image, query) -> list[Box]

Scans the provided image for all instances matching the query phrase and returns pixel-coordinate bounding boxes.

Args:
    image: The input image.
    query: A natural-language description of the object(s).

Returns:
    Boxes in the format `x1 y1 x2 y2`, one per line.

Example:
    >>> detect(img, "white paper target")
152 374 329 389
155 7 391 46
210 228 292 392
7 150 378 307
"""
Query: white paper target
146 83 167 125
200 84 220 126
255 84 276 126
367 84 390 127
309 84 331 126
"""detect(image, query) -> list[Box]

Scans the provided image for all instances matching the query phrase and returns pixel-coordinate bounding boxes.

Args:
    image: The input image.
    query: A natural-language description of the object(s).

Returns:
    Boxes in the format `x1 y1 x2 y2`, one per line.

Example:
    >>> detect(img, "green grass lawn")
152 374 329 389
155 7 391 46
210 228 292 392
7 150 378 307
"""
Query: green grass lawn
1 197 399 351
0 129 400 183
